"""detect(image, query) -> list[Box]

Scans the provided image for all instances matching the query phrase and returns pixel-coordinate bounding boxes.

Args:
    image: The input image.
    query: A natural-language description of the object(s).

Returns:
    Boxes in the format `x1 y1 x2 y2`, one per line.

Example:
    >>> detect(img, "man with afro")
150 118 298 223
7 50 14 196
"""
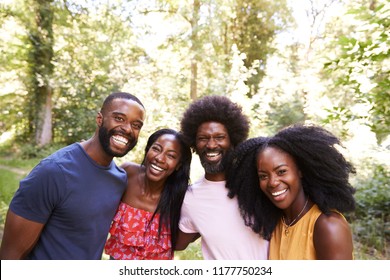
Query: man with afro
175 95 269 259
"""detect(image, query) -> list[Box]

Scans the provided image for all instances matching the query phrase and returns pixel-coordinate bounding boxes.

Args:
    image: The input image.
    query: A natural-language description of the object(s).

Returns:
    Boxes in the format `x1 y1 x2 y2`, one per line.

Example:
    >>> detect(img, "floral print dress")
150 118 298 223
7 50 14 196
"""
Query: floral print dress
104 202 172 260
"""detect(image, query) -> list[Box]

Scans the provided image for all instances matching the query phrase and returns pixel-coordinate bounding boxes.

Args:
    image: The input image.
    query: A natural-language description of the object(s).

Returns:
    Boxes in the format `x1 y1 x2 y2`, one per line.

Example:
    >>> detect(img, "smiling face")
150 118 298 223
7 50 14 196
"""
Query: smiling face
98 98 145 157
195 121 232 176
144 134 182 183
257 146 304 210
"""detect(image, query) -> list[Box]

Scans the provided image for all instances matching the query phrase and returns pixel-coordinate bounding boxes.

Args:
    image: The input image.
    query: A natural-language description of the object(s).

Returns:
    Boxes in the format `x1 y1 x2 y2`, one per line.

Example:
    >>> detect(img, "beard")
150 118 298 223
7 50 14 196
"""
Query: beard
98 125 137 157
199 148 233 174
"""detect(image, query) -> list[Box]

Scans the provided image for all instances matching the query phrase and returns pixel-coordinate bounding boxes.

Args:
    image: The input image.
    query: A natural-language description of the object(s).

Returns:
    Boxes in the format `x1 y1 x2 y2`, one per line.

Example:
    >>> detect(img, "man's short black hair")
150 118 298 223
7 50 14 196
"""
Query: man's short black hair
101 92 144 113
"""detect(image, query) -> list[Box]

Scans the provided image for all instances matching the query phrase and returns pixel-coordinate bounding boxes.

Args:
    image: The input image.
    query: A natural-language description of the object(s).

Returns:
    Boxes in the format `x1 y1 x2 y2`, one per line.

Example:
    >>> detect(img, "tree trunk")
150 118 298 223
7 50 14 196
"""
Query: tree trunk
35 86 52 146
28 0 54 146
190 0 200 100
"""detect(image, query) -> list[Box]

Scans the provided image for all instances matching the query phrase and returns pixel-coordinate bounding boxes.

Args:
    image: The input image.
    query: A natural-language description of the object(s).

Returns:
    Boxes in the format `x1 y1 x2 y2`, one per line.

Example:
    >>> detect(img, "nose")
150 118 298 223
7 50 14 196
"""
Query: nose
206 137 217 149
121 122 134 136
268 175 280 188
155 152 165 163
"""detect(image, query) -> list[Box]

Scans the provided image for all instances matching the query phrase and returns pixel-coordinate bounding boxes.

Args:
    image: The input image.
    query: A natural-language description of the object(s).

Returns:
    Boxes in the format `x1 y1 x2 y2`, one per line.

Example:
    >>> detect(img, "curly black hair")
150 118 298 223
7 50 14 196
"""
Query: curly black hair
180 95 250 150
226 124 356 240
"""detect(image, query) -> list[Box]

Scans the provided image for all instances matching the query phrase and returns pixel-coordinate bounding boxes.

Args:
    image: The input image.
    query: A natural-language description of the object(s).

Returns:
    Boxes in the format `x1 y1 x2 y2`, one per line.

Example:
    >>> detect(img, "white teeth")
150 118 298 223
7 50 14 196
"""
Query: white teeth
272 189 287 196
151 164 164 172
206 152 220 157
112 135 128 145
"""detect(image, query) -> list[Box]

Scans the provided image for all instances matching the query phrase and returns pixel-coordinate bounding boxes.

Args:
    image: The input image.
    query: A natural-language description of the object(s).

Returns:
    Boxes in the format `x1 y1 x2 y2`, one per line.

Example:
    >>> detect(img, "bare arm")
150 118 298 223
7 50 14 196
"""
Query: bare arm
313 213 353 260
174 229 201 251
0 209 44 259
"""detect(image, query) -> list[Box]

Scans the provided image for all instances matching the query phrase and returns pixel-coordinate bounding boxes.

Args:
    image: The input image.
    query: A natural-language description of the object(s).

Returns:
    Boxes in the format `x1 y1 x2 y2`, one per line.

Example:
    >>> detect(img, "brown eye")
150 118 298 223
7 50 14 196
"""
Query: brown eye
132 123 142 130
258 174 268 180
151 145 161 152
167 153 177 159
277 169 287 176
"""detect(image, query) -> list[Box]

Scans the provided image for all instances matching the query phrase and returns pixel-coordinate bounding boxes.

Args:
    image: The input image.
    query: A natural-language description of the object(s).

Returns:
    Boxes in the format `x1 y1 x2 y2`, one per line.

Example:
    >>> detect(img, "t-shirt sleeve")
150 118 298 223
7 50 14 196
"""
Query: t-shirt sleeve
178 192 198 233
9 159 65 224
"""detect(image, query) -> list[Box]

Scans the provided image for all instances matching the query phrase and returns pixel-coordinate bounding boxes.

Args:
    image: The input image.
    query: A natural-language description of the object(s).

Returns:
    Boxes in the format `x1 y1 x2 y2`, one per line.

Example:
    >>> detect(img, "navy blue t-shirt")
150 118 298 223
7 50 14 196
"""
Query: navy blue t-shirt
10 143 127 259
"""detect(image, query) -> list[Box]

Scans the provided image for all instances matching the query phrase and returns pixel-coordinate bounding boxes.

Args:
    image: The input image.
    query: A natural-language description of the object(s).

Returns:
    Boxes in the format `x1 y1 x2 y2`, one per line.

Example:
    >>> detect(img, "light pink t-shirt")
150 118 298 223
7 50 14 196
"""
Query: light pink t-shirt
179 176 269 260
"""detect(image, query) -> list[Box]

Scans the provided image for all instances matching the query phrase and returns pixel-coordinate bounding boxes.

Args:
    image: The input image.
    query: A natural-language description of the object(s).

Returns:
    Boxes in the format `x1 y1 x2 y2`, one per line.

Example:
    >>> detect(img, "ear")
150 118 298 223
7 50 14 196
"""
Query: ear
175 162 182 171
96 112 103 127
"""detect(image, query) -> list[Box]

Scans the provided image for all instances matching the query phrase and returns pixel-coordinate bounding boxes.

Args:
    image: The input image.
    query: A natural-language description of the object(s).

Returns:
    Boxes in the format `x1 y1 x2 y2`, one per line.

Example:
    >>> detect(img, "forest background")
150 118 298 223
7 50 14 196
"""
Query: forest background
0 0 388 259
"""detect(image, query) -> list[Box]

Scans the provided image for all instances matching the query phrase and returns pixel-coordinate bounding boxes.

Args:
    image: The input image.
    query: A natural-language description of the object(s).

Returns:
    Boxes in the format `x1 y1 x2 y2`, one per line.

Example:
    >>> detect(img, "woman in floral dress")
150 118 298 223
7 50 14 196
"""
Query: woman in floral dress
105 128 192 259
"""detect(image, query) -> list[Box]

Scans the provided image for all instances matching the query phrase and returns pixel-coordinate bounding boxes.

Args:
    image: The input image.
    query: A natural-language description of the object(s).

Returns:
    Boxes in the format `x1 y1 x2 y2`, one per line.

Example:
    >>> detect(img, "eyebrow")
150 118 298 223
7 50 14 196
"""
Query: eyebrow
112 111 144 124
258 163 288 172
153 143 179 153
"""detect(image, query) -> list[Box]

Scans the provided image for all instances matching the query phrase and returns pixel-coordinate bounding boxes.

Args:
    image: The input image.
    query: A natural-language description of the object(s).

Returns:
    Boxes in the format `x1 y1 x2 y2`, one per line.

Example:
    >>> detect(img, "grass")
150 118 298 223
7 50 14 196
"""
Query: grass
0 169 21 232
0 157 38 227
0 157 40 170
175 240 203 260
352 217 389 260
0 169 23 204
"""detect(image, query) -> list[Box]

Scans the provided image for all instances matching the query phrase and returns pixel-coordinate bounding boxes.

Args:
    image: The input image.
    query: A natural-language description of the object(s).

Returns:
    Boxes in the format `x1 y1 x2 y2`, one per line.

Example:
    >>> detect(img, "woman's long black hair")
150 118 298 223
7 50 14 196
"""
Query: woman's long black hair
226 124 356 240
142 128 192 254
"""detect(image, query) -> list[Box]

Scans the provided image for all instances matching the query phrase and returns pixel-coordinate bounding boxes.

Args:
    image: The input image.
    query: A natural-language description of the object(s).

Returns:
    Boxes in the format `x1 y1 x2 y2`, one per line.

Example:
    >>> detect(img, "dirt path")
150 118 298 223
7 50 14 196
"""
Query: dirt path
0 164 29 175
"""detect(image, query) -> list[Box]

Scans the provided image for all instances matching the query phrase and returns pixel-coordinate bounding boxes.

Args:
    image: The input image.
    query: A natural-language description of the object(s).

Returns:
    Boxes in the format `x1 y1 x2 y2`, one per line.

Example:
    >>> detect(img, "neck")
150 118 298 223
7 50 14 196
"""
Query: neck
80 135 113 166
284 195 310 225
205 172 225 182
141 173 165 197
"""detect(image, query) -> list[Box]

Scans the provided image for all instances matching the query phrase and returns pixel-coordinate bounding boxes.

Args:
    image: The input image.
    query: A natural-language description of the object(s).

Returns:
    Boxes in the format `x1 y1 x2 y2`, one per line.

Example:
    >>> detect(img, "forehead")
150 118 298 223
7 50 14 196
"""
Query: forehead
153 134 181 151
257 147 296 166
106 99 145 120
197 121 228 135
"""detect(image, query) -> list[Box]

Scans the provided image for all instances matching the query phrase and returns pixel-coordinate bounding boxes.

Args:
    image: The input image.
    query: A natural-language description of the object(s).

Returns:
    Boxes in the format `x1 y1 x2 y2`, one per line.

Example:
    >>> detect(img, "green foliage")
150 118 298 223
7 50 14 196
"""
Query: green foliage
354 165 390 219
263 96 306 134
1 0 147 146
323 1 390 143
350 163 390 257
231 0 292 96
18 142 65 159
154 0 292 98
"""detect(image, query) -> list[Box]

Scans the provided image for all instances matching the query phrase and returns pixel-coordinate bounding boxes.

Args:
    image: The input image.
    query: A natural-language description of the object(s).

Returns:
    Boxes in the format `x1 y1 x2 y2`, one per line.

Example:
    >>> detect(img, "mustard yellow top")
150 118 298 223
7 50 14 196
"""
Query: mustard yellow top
269 204 322 260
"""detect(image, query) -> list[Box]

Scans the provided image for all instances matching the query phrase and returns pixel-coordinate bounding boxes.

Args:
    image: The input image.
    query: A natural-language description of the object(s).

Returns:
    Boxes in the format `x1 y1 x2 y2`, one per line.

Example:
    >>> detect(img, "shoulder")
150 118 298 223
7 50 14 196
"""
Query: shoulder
37 144 85 174
28 158 64 179
120 162 142 177
41 144 83 170
48 143 80 159
315 212 350 235
313 212 353 259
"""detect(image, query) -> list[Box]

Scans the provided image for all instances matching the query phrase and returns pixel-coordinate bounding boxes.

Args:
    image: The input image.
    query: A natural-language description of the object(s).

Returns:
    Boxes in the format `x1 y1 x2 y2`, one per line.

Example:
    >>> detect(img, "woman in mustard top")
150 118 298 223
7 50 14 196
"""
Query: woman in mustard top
226 124 356 259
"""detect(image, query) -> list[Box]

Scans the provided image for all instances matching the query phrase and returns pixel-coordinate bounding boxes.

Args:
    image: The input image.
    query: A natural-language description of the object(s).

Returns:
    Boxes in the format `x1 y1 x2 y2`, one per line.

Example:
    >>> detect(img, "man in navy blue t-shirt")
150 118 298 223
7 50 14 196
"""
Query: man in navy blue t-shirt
0 92 146 260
